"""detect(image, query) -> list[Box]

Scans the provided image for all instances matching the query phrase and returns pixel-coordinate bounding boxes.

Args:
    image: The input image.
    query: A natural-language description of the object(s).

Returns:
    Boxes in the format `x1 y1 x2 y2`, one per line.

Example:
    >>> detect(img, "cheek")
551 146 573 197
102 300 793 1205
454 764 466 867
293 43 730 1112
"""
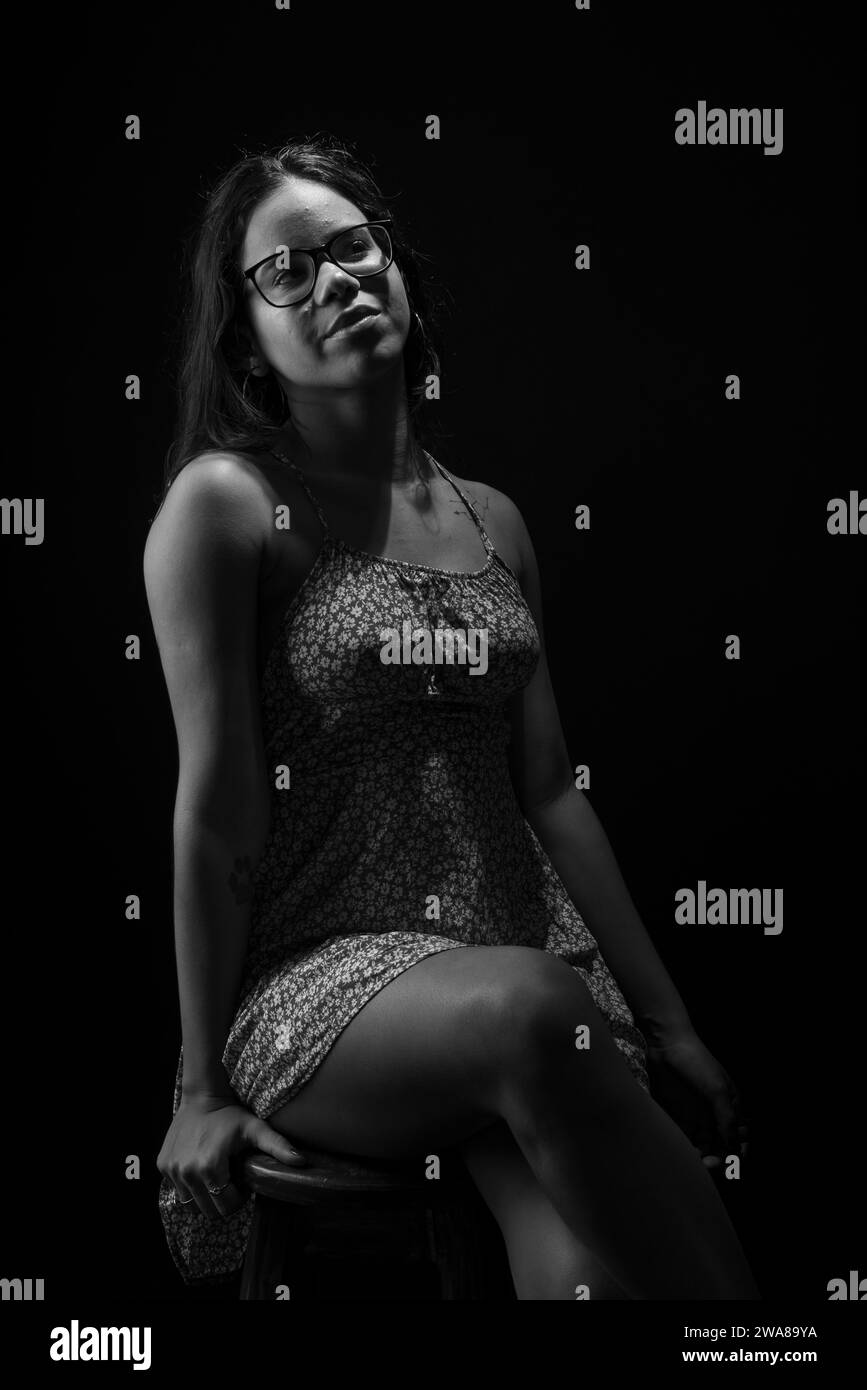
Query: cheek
386 277 412 337
252 307 310 365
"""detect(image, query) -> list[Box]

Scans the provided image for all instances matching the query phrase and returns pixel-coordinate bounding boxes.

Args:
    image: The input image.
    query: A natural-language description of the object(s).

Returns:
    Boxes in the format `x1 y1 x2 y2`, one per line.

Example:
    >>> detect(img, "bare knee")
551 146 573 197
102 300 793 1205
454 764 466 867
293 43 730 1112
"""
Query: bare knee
476 949 628 1107
477 948 597 1060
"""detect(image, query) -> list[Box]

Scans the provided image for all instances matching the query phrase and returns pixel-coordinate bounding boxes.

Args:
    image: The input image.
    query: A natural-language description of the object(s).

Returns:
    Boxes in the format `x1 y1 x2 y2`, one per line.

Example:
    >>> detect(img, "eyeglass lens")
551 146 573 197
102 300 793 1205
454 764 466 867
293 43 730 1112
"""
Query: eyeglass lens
255 225 392 305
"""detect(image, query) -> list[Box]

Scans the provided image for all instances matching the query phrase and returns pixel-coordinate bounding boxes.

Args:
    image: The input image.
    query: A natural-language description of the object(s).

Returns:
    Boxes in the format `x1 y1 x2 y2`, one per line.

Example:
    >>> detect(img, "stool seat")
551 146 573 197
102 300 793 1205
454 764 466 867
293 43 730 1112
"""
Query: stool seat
242 1145 476 1205
238 1145 513 1301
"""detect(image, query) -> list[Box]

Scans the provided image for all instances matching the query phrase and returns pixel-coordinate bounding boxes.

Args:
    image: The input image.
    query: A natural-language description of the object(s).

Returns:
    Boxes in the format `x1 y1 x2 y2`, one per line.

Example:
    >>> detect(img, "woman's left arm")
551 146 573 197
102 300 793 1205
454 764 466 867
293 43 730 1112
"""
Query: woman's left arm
526 787 695 1043
503 502 690 1042
500 500 748 1161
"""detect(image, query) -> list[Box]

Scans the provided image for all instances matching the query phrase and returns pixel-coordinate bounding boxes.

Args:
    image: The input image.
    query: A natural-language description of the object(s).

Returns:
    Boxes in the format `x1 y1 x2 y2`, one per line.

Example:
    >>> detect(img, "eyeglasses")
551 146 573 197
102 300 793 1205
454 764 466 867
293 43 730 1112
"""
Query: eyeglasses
242 220 395 307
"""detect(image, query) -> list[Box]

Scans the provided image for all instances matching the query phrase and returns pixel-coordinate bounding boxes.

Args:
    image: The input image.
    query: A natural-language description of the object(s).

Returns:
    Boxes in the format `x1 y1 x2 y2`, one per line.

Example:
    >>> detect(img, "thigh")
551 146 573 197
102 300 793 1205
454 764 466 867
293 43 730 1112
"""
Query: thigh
265 943 579 1159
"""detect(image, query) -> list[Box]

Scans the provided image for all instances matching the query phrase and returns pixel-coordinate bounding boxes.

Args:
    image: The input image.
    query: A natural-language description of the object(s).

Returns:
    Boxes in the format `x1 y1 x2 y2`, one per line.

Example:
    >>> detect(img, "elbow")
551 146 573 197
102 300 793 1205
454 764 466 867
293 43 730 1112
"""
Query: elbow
518 771 576 822
173 774 273 852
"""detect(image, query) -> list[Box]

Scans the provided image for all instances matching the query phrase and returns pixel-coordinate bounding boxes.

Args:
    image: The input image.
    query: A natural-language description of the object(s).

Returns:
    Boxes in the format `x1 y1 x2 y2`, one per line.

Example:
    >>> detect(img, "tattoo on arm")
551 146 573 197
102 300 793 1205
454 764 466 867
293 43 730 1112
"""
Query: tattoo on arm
227 855 254 905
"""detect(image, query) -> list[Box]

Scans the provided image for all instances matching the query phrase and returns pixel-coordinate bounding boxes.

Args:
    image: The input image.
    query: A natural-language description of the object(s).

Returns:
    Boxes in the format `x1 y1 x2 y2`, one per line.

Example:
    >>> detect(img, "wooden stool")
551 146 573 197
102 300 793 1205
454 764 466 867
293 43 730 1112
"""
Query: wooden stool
238 1145 515 1301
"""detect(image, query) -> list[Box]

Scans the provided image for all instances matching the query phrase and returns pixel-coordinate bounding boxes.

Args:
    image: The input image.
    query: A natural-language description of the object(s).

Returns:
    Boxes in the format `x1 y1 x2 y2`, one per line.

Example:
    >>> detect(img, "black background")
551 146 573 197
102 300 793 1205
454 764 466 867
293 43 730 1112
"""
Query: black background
3 0 863 1308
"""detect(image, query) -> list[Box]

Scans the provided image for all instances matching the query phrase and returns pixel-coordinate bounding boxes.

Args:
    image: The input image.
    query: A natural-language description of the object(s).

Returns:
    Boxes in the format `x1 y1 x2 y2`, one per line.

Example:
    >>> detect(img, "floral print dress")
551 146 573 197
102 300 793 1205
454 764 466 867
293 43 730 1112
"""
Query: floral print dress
158 448 649 1285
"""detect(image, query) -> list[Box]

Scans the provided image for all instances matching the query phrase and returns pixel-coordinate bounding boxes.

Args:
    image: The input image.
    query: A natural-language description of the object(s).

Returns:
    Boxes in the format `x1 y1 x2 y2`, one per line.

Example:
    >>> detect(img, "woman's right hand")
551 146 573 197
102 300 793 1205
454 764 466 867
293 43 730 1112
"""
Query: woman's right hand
157 1090 307 1219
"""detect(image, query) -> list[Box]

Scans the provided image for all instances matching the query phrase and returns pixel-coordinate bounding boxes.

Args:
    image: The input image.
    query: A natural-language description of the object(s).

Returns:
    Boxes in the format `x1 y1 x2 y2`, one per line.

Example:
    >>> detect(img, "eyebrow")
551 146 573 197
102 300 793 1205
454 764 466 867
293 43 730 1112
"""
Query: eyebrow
258 219 365 252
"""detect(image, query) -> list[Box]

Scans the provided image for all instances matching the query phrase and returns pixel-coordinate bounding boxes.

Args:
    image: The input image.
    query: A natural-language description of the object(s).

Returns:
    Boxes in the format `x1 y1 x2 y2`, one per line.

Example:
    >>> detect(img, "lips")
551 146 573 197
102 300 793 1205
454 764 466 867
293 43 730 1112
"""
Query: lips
326 306 380 337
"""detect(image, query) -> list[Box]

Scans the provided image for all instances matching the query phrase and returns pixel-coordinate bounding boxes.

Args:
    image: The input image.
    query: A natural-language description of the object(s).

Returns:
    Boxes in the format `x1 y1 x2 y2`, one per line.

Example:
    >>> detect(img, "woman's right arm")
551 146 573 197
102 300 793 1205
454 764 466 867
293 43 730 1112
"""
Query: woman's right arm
144 454 305 1216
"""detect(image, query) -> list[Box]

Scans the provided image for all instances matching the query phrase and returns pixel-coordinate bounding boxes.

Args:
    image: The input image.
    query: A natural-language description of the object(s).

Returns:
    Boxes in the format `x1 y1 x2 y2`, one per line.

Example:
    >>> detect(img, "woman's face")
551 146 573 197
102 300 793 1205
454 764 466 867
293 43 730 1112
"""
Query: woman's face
237 176 411 399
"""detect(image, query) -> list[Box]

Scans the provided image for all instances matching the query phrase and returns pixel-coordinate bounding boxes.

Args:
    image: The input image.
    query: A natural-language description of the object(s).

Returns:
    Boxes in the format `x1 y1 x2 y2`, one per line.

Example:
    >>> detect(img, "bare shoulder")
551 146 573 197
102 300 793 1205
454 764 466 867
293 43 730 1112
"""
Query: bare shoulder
444 469 532 580
144 450 274 577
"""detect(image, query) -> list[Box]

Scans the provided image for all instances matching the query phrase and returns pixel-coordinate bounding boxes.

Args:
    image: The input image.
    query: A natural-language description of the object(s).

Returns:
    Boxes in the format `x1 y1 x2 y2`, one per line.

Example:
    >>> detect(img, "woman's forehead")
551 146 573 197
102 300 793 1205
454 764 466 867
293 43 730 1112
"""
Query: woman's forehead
244 180 363 257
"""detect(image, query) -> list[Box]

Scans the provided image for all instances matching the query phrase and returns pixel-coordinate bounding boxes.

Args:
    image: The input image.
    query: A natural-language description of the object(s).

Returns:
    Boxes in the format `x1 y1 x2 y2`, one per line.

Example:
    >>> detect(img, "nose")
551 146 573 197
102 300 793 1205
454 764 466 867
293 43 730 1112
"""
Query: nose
313 258 361 302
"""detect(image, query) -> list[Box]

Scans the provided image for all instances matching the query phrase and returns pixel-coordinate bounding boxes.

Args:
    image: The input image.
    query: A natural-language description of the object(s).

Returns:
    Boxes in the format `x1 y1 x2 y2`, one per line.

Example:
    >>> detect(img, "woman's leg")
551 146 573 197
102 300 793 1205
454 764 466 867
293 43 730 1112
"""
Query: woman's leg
458 1118 629 1300
266 944 760 1300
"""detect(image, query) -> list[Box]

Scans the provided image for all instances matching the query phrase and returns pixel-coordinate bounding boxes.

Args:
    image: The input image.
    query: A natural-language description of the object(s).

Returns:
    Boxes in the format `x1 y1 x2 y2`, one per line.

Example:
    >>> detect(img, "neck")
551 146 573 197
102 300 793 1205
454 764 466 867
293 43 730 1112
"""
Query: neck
277 370 430 485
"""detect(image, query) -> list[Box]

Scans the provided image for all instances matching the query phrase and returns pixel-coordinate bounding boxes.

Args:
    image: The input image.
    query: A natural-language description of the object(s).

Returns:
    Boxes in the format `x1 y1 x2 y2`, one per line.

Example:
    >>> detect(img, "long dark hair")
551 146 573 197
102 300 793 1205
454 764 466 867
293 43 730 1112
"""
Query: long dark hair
157 133 448 508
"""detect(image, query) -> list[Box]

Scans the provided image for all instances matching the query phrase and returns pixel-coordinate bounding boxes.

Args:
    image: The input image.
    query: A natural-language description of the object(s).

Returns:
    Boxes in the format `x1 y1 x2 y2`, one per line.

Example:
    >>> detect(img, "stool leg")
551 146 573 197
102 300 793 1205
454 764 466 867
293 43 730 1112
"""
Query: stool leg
240 1197 294 1301
426 1201 485 1300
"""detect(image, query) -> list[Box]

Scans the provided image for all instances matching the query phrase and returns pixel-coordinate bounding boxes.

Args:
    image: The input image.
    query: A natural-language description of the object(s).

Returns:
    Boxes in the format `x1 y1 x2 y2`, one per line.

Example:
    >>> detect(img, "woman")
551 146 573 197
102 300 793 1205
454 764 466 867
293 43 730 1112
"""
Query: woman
146 134 760 1300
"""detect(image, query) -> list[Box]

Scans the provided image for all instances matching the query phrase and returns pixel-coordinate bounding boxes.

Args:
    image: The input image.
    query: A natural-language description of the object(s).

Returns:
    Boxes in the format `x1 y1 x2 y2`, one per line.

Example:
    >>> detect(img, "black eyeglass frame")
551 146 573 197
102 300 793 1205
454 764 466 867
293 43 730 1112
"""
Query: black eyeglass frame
241 219 395 307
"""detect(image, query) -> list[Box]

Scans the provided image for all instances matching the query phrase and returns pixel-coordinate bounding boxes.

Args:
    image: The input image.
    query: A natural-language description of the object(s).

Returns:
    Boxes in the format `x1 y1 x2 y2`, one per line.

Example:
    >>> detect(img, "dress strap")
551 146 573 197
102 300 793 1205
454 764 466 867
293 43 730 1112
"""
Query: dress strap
270 444 495 558
269 447 331 535
424 452 496 557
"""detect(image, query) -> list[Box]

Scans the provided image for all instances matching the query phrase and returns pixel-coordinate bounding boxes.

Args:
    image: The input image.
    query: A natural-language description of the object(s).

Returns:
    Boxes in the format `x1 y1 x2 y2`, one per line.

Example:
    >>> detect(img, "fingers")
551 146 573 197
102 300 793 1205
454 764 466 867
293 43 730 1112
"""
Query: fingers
163 1112 314 1221
203 1175 247 1218
172 1174 220 1220
245 1117 308 1166
707 1074 749 1166
729 1077 750 1158
171 1169 247 1220
693 1110 723 1169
